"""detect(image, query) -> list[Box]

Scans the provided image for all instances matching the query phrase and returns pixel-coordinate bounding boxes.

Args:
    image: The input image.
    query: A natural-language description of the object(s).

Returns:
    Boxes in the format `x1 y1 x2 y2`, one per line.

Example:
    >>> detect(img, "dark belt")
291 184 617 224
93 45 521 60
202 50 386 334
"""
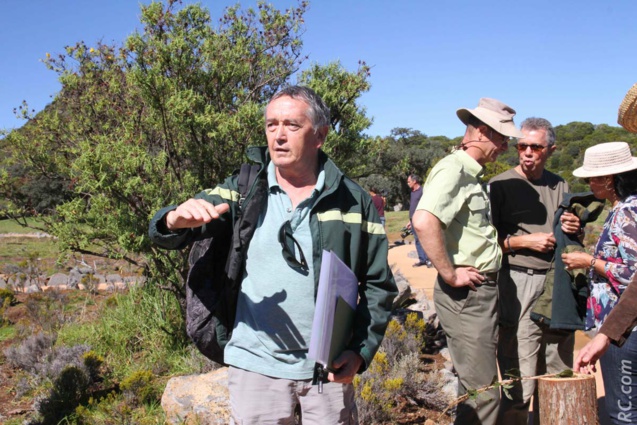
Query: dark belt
480 272 498 285
507 264 549 275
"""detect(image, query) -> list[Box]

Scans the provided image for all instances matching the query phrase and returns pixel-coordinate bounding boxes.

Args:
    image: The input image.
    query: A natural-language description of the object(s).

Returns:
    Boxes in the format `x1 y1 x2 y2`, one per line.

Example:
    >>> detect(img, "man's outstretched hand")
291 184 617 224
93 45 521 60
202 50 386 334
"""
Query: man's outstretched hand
165 199 230 230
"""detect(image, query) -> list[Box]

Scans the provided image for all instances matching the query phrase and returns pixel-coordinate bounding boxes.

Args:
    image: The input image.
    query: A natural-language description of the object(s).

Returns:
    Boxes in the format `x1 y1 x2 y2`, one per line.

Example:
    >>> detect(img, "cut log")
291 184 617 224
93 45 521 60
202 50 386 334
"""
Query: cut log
537 373 598 425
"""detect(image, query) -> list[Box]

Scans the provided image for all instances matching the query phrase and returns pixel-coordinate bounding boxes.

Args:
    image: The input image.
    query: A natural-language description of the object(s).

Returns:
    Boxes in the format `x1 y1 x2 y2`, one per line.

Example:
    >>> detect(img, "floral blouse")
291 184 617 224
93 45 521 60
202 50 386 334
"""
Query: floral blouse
586 194 637 330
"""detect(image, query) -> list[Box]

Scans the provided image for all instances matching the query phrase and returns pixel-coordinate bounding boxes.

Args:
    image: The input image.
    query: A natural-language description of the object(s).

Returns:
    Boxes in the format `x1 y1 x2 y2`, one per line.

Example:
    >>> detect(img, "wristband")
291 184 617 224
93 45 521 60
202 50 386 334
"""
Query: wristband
505 235 515 255
589 257 597 280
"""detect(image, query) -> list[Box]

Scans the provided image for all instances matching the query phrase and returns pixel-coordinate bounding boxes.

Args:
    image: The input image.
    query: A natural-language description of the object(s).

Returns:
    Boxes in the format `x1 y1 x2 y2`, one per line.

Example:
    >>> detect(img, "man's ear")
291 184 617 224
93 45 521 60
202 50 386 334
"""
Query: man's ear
548 144 557 156
316 125 329 146
477 124 490 140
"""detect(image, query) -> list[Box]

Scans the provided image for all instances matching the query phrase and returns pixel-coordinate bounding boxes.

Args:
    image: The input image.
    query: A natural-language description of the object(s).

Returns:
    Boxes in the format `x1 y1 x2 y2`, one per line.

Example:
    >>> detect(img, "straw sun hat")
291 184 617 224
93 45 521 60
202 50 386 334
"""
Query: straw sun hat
618 83 637 133
457 98 525 139
572 141 637 178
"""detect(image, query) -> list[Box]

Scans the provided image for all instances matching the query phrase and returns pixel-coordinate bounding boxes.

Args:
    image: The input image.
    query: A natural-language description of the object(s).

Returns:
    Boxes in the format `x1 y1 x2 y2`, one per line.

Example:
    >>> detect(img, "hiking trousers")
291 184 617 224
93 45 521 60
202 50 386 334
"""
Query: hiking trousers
228 366 358 424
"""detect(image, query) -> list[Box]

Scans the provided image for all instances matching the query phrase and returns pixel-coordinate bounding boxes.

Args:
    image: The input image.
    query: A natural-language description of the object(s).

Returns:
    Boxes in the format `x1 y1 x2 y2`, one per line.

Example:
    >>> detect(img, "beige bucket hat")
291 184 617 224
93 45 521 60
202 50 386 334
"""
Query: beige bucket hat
572 141 637 178
457 98 525 138
618 83 637 133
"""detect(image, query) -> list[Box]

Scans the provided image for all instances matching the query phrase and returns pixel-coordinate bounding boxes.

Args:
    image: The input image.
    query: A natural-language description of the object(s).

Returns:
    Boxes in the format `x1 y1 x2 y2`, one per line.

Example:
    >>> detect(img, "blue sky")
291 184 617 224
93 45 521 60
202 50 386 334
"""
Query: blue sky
2 0 637 138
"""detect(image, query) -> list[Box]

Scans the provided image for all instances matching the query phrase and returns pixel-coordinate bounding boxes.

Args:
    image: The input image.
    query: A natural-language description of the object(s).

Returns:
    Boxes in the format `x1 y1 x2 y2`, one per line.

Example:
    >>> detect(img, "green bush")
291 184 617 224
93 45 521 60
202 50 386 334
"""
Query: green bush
33 366 91 425
0 288 16 327
0 288 16 305
120 370 158 407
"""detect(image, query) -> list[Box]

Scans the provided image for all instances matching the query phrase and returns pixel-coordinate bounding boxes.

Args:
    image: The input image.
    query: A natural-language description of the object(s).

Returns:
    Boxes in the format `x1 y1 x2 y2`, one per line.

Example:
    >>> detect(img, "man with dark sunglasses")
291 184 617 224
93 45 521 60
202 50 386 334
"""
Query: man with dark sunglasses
489 117 581 424
148 86 397 424
412 97 523 425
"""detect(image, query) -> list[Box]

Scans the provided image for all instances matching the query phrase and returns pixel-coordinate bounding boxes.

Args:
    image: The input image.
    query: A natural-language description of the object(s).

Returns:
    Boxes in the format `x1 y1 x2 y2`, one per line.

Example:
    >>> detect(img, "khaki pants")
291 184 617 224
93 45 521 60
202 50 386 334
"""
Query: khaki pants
496 268 574 425
228 366 357 425
434 276 500 425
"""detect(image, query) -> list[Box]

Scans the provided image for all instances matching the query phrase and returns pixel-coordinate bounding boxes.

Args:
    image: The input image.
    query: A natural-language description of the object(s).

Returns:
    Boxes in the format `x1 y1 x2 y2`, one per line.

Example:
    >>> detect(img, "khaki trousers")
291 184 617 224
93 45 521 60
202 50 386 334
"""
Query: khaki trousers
496 268 575 425
434 276 500 425
228 366 357 425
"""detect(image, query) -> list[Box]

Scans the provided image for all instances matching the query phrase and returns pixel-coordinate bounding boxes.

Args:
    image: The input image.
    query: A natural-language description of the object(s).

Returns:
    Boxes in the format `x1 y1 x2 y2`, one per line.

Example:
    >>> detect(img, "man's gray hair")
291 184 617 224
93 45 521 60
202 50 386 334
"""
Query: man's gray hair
269 86 331 131
408 174 422 185
520 117 556 146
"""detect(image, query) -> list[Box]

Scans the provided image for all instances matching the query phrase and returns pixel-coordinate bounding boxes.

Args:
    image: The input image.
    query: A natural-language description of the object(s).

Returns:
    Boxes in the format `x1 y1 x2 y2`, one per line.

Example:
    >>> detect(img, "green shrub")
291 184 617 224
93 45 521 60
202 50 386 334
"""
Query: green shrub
33 366 91 425
119 370 158 407
73 392 165 425
83 350 105 381
0 288 16 305
0 288 16 327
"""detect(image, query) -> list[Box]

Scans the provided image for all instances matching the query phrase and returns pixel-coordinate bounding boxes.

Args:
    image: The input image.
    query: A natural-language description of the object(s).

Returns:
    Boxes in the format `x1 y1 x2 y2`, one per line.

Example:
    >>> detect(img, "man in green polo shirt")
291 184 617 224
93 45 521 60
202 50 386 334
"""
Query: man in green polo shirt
412 98 523 425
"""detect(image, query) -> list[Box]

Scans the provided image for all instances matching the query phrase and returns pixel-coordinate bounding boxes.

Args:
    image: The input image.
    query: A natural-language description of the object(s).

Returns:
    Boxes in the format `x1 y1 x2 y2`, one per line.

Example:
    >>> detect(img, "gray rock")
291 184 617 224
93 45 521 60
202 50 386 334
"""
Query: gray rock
79 267 94 274
123 276 138 286
24 284 41 293
162 368 230 424
68 268 82 288
7 277 19 289
106 274 123 284
410 288 435 318
0 277 6 289
48 273 69 287
392 270 412 309
438 368 459 400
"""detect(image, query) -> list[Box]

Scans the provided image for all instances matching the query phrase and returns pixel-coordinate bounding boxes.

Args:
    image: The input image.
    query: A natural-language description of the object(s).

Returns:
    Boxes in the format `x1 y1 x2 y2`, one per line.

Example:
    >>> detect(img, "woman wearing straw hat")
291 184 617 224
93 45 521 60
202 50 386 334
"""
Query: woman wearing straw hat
562 139 637 423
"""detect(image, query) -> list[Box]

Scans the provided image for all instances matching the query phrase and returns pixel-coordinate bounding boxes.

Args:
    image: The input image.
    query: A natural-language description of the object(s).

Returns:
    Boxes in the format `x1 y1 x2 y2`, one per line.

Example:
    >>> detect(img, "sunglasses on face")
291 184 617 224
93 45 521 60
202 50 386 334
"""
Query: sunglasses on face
278 220 308 270
516 143 547 153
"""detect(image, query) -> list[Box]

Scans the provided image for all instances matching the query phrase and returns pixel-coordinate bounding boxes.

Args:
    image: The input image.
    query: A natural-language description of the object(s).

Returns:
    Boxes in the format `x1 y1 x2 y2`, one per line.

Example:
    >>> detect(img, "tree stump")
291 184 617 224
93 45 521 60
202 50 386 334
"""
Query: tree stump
537 373 598 425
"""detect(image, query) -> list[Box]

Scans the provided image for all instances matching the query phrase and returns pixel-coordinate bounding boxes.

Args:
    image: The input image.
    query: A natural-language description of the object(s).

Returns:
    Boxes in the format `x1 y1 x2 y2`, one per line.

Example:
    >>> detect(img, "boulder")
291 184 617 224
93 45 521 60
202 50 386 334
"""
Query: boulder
392 270 412 309
106 274 123 284
24 284 41 294
438 368 459 401
410 288 435 319
48 273 69 287
67 268 82 288
161 367 230 424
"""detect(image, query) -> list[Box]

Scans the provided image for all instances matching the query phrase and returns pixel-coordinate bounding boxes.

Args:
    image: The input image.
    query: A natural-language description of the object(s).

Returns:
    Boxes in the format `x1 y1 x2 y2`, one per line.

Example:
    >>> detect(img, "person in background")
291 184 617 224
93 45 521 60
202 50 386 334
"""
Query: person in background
370 187 386 228
562 141 637 425
406 174 431 267
489 117 581 425
148 86 397 424
413 97 523 425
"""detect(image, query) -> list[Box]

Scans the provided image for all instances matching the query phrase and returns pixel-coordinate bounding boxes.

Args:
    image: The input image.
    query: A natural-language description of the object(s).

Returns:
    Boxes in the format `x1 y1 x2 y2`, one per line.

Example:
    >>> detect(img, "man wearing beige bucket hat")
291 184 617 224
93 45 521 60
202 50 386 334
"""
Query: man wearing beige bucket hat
413 97 523 425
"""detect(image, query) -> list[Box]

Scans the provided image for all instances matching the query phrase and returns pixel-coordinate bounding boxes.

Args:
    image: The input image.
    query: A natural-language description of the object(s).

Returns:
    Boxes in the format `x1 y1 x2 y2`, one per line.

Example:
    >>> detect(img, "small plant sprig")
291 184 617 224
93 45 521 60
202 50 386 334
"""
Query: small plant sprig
435 369 574 423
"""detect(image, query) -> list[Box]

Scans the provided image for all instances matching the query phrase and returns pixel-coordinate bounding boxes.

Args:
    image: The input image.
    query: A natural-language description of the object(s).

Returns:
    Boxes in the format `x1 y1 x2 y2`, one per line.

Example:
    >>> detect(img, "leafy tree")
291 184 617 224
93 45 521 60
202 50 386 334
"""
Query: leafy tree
0 0 378 306
555 121 595 142
298 61 379 177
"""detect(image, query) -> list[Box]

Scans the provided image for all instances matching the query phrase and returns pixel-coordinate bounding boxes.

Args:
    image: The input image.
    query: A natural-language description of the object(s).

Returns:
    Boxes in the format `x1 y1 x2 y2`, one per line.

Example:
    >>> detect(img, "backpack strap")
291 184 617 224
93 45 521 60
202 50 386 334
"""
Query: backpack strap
237 163 260 209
